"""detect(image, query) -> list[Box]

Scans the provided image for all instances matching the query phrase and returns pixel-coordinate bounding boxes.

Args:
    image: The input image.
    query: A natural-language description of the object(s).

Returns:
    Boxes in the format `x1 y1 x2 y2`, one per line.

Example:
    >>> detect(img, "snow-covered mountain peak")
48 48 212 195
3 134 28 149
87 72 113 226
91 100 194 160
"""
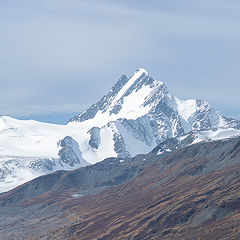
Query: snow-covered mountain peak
0 68 240 193
135 67 148 75
69 68 240 135
69 68 164 125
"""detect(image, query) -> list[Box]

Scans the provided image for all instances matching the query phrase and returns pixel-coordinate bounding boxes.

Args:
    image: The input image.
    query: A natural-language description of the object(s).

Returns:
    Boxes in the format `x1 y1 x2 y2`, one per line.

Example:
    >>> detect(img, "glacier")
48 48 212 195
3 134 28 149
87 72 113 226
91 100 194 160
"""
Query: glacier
0 68 240 192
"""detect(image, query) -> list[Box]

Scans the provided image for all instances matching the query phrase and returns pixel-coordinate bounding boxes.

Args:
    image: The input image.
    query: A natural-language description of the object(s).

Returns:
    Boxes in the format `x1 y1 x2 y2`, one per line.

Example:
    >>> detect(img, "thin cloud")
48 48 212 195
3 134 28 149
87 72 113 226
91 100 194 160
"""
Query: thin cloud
0 0 239 121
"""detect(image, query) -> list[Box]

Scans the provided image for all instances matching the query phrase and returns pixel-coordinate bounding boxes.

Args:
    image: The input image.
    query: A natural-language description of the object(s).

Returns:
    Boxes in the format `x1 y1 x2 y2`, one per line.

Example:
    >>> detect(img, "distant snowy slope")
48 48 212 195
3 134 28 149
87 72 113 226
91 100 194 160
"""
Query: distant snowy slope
0 68 240 192
0 116 70 157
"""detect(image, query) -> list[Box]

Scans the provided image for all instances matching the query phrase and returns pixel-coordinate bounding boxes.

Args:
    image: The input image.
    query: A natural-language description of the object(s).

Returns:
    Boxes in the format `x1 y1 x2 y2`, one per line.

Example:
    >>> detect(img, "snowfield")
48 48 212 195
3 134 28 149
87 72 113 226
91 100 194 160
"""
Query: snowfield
0 68 239 193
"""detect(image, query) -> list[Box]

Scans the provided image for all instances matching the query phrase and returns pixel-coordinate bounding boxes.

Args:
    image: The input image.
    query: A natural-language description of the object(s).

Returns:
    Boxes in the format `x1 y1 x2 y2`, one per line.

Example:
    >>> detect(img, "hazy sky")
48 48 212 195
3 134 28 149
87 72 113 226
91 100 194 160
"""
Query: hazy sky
0 0 239 123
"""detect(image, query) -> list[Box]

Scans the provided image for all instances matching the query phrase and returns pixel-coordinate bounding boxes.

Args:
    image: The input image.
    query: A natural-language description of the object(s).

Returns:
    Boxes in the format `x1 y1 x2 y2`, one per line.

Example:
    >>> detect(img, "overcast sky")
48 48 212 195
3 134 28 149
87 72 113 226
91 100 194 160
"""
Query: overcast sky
0 0 239 123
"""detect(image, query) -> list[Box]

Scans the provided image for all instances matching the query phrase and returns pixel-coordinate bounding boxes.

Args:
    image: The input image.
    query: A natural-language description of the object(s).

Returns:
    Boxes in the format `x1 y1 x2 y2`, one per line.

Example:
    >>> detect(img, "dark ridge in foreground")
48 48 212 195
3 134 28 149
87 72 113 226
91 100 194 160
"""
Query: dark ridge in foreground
1 137 240 239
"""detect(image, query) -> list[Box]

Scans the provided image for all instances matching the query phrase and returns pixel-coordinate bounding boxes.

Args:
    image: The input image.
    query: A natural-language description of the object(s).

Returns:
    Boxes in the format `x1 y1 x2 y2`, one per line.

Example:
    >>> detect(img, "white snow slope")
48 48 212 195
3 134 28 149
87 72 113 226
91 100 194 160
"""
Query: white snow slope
0 68 239 193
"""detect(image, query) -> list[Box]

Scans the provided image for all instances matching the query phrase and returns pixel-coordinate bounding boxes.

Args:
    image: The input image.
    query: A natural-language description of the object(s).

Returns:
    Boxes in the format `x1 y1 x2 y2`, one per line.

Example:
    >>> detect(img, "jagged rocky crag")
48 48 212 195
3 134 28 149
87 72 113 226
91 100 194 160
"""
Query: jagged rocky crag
69 68 240 161
1 137 240 239
0 68 240 192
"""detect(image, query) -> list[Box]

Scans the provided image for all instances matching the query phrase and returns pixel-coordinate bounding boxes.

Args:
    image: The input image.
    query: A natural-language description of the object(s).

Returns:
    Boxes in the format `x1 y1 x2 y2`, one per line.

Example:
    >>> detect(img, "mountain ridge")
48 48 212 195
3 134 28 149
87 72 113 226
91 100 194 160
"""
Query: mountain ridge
0 68 239 193
1 136 240 239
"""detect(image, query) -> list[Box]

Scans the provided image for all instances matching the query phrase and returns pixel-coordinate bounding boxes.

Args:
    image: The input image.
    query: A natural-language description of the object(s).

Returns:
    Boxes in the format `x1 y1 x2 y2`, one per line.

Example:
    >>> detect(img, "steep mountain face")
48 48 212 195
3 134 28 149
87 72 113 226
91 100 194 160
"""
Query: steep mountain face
0 68 239 193
58 136 89 167
1 137 240 239
68 68 240 160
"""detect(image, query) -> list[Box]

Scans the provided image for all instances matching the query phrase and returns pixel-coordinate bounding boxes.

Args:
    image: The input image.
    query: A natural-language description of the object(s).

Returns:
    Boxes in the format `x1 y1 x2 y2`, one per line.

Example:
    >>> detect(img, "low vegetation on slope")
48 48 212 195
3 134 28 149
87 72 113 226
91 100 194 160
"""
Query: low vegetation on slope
1 137 240 239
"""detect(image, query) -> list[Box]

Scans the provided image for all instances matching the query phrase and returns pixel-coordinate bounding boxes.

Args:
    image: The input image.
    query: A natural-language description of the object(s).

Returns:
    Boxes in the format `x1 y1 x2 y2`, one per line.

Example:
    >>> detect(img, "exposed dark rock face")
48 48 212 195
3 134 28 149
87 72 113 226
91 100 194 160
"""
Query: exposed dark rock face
70 74 129 122
113 132 131 158
58 136 89 167
88 127 101 149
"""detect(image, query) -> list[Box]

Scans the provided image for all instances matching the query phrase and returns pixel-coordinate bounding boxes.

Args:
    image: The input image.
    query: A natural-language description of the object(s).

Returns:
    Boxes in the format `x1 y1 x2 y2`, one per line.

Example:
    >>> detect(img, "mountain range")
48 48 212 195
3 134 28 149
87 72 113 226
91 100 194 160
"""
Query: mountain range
1 135 240 239
0 68 240 193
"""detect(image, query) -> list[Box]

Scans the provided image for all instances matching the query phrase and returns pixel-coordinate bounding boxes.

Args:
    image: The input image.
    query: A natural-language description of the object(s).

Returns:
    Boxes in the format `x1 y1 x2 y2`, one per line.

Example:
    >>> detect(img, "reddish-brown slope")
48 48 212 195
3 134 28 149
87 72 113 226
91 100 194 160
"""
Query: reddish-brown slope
1 137 240 239
47 138 240 240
